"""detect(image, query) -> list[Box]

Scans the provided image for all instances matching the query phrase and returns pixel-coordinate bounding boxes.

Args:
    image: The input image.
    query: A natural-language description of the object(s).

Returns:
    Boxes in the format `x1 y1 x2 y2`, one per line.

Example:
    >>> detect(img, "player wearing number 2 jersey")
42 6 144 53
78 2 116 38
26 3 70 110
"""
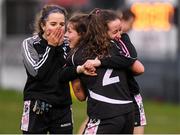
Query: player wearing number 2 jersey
59 12 139 133
82 9 146 134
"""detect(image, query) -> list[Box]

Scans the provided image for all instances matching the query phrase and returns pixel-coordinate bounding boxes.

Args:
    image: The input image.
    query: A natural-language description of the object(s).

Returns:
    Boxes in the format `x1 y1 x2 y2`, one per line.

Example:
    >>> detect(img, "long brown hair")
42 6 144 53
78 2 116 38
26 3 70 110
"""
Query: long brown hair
80 10 112 59
81 8 122 59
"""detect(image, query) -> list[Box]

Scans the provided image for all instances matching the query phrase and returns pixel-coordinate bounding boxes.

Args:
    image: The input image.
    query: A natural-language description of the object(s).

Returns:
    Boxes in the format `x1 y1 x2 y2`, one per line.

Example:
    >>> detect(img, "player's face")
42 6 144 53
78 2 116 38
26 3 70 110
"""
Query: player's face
41 12 65 38
107 19 122 40
65 23 80 49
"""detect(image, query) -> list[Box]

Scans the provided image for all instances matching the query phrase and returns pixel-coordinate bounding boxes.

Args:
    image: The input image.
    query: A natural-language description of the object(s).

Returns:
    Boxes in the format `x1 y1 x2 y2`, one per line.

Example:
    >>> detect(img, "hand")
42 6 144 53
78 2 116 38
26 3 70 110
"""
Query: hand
46 28 64 46
83 68 97 76
77 65 97 76
84 58 101 69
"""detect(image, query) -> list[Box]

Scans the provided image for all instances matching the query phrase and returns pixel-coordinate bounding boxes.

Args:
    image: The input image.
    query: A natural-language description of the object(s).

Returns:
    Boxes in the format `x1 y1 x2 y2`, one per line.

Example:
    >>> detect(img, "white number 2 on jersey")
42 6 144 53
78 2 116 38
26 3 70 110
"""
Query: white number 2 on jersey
102 69 120 86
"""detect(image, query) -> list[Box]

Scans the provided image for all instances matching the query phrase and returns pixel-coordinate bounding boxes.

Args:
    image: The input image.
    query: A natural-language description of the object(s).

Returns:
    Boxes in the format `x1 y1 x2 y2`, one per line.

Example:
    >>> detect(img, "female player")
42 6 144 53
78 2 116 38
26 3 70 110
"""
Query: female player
79 8 147 134
60 11 143 134
21 4 73 134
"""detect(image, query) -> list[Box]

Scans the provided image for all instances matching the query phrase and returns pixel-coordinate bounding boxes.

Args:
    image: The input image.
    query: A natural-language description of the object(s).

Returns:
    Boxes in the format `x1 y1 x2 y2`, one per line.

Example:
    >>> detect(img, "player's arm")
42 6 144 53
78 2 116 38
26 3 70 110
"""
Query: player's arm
59 63 97 82
130 60 144 75
70 65 93 101
121 33 145 75
100 48 136 69
21 37 59 80
58 65 87 101
83 55 144 76
83 42 137 71
58 65 89 101
84 57 143 75
58 61 94 101
71 78 87 101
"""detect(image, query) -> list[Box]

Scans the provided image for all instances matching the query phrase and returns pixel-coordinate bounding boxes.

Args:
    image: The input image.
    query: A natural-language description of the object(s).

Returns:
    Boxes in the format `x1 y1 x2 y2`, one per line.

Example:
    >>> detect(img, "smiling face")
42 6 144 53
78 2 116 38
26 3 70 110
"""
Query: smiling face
65 23 81 49
107 19 122 40
41 12 65 39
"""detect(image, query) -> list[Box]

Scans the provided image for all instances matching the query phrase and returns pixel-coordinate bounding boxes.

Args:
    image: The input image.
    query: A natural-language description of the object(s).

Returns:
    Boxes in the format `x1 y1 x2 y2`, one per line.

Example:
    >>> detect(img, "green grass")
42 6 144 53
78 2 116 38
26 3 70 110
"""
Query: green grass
144 100 180 134
0 89 23 134
0 89 180 134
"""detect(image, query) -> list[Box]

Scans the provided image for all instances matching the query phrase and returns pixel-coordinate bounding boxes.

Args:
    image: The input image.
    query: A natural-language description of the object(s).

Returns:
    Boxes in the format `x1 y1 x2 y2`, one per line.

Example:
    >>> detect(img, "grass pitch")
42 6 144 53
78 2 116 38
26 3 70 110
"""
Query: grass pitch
0 89 179 134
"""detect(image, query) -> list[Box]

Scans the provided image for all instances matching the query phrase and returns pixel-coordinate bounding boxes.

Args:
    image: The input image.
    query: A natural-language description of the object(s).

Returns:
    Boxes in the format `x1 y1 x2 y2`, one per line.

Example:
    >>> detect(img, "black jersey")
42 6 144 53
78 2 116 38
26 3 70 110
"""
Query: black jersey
118 33 141 95
21 34 72 107
69 42 136 119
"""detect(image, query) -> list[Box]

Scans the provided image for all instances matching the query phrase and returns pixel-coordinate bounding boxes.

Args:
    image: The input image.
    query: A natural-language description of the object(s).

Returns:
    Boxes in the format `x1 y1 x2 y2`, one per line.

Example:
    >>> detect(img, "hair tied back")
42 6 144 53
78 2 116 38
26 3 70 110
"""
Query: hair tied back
95 9 101 14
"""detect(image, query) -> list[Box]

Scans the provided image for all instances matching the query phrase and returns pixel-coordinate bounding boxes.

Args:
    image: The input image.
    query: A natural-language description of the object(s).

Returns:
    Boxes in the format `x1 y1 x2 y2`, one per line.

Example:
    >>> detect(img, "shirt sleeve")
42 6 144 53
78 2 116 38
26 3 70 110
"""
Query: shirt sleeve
21 37 57 80
58 65 79 82
100 41 137 69
58 53 80 82
121 33 137 58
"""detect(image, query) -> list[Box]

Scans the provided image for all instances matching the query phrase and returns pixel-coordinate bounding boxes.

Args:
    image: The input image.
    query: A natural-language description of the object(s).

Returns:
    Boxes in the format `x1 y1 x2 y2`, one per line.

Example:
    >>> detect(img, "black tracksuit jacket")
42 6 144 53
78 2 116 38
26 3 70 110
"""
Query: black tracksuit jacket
21 34 72 107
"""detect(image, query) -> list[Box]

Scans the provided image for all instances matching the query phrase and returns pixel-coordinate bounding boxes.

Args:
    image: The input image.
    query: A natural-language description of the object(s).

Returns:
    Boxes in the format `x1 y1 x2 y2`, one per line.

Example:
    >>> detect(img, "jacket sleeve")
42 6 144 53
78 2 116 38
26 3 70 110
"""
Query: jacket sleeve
58 65 79 82
58 53 80 82
58 38 80 82
21 37 58 80
121 33 137 58
100 41 137 69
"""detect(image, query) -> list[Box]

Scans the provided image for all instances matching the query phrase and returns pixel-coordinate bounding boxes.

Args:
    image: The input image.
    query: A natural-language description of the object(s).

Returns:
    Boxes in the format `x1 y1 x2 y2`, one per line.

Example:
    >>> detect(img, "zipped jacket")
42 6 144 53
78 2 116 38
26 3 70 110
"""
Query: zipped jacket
21 34 72 106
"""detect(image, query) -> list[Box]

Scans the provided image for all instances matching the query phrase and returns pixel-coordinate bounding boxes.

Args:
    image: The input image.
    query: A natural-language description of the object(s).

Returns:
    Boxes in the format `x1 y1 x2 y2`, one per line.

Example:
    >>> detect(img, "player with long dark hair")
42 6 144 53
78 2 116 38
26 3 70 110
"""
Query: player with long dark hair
79 8 147 134
59 11 143 134
20 4 73 134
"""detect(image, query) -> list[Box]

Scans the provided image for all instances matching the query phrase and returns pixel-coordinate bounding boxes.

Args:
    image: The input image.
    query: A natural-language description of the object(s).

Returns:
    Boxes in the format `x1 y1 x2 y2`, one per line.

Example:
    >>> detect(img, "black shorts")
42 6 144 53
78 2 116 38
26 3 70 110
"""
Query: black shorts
133 94 147 127
83 111 134 134
20 100 73 134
